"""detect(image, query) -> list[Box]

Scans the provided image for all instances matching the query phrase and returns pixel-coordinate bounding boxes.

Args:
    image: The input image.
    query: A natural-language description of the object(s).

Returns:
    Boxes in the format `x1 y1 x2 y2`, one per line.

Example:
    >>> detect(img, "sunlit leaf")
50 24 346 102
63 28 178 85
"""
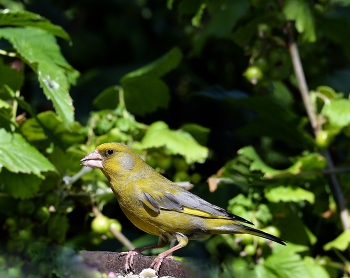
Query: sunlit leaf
0 27 79 127
322 99 350 128
283 0 316 42
140 121 208 164
265 186 315 204
0 128 55 176
0 10 70 40
323 230 350 251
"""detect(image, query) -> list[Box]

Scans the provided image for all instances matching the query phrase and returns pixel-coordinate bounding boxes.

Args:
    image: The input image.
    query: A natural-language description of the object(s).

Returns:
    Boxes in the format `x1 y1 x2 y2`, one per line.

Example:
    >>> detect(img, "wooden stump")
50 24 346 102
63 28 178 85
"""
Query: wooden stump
81 251 188 278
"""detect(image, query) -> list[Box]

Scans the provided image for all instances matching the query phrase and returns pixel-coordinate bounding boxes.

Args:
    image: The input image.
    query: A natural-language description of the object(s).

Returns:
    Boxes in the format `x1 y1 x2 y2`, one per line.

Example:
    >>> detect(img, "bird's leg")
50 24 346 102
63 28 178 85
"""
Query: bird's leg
122 236 168 271
150 233 188 273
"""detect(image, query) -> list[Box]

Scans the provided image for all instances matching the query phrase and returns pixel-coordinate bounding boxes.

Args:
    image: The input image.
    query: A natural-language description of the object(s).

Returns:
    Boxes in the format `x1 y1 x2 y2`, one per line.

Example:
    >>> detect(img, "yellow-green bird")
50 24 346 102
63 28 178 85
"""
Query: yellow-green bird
81 143 285 272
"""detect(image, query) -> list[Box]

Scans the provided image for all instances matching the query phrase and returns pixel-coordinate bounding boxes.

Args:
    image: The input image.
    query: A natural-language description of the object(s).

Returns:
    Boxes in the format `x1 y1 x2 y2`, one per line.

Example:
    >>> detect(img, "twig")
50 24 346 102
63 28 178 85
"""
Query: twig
287 28 350 230
92 206 135 251
109 225 135 251
63 167 92 186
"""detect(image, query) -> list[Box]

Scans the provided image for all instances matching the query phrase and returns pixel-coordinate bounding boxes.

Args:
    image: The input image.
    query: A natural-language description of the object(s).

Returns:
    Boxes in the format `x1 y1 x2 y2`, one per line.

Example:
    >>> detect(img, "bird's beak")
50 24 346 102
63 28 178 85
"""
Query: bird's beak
81 150 104 169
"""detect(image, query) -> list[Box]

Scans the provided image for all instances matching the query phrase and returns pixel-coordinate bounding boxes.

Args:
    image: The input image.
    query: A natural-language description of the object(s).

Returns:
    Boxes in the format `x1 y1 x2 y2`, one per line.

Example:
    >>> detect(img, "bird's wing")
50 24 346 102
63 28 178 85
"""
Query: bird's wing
138 180 253 225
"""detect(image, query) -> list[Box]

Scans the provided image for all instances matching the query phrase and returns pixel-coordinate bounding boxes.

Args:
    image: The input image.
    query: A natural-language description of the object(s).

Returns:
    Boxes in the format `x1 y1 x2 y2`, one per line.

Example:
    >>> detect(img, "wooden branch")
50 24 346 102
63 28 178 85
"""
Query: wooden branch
81 251 188 278
288 36 350 231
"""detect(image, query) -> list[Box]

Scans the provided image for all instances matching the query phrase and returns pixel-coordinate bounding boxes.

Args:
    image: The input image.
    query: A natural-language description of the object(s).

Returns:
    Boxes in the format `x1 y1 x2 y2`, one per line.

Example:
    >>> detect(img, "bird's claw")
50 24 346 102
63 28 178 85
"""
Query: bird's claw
120 250 140 271
150 255 173 273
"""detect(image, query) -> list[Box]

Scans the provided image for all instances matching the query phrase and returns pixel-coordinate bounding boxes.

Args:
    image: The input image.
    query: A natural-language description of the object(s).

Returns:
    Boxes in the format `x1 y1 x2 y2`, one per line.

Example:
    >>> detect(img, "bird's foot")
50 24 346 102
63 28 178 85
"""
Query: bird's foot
120 250 140 271
150 254 171 273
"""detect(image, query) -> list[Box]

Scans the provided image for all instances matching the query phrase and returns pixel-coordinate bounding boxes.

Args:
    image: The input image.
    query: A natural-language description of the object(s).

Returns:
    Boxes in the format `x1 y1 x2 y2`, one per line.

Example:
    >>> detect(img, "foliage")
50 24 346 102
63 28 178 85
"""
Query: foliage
0 0 350 277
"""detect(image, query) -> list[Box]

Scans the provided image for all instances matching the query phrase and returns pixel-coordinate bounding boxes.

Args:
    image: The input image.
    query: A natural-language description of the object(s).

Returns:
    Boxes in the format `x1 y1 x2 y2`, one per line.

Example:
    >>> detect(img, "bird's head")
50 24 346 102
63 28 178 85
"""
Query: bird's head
81 143 139 177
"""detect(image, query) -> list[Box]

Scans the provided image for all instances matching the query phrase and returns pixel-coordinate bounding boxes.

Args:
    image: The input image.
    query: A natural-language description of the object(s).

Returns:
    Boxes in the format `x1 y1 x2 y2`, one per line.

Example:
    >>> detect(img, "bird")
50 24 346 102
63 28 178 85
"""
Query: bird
81 143 285 272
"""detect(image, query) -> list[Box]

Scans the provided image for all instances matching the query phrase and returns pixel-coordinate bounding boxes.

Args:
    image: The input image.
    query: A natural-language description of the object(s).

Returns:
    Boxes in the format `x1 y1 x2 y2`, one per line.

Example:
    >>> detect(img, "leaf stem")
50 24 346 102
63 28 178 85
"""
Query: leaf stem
288 31 349 230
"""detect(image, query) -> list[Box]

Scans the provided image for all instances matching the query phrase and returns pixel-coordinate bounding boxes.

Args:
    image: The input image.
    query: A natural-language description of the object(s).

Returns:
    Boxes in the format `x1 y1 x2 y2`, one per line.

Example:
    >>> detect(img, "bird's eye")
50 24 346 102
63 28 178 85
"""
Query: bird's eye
106 149 114 156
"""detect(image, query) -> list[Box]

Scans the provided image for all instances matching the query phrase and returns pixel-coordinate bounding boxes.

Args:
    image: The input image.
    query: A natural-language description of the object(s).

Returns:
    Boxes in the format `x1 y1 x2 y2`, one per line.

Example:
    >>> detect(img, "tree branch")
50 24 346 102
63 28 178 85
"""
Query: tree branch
288 38 350 230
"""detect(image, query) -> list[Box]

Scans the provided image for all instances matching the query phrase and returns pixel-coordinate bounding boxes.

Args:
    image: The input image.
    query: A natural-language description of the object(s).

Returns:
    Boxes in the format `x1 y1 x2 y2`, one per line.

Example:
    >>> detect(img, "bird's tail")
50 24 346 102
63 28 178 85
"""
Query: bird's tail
237 225 286 245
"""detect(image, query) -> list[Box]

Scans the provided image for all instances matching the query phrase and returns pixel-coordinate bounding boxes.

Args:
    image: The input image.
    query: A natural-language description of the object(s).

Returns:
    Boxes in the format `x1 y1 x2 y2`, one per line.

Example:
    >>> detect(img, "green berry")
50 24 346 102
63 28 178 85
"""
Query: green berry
244 244 256 256
91 215 110 234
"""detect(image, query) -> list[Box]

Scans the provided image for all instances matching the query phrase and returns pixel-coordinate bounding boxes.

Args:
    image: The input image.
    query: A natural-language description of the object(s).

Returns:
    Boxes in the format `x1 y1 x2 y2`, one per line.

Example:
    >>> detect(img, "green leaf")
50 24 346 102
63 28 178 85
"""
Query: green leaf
192 0 249 54
20 111 85 149
0 98 14 130
272 81 293 107
316 86 341 100
283 0 316 42
233 96 313 148
140 121 208 164
237 146 326 179
122 77 170 115
0 56 24 98
304 256 330 278
0 10 70 40
192 4 206 27
0 27 79 127
321 99 350 128
120 47 182 115
0 128 55 176
261 244 311 278
1 168 41 199
265 186 315 204
179 123 210 146
93 86 120 110
237 146 281 177
323 230 350 251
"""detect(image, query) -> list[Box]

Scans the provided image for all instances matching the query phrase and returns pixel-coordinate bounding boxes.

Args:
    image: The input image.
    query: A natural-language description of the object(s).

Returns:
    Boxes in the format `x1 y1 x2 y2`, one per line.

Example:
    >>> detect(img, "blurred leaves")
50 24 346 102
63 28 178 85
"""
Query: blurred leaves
120 47 182 115
265 186 315 204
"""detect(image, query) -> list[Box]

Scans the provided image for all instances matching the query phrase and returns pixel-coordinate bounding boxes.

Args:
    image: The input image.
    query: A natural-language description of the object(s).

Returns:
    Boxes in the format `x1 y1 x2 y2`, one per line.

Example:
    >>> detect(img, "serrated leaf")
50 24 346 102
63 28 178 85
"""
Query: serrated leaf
1 168 41 199
321 99 350 128
323 230 350 251
0 128 55 176
265 186 315 204
20 111 85 148
265 253 308 278
283 0 316 42
120 47 182 115
0 27 79 127
140 121 208 164
0 10 69 40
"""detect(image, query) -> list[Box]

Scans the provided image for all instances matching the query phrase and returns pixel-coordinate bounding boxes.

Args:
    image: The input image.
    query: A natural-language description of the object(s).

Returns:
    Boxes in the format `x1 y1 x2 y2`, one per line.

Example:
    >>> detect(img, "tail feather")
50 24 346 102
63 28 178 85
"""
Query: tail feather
240 225 286 245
